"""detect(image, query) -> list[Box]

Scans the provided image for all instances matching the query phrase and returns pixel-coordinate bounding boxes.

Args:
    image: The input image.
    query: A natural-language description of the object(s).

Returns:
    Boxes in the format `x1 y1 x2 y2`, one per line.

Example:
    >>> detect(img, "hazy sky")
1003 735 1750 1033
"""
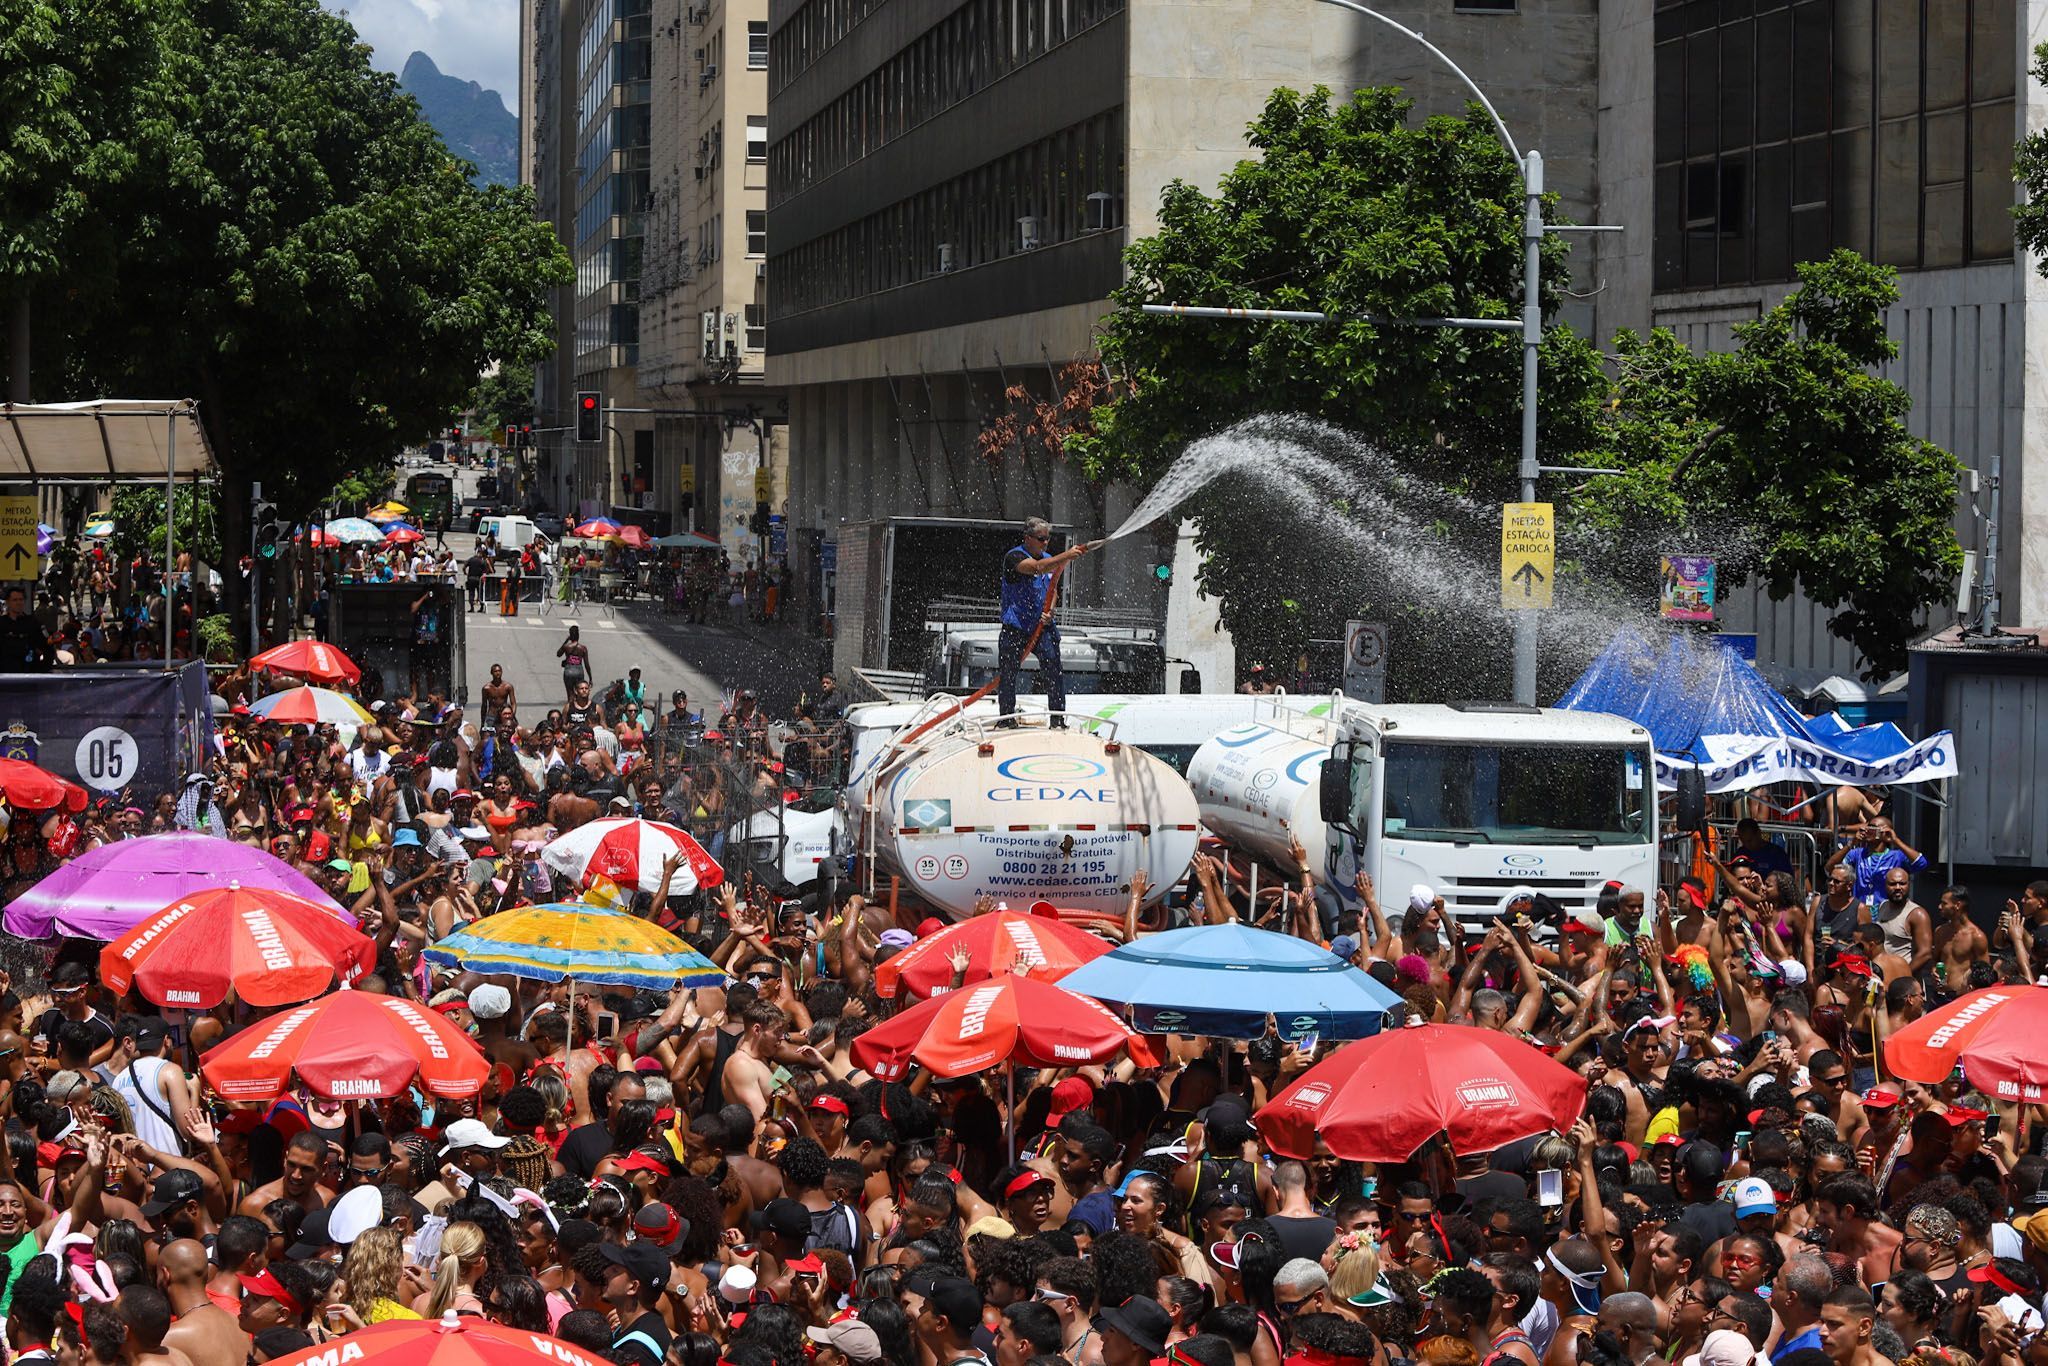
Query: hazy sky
324 0 519 113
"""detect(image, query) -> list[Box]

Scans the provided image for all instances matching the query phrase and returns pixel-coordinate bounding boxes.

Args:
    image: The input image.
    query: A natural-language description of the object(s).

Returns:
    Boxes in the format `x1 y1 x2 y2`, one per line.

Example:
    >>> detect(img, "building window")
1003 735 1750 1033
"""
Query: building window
749 20 768 67
747 209 766 255
1454 0 1516 9
744 302 766 350
1654 0 2014 291
747 116 768 163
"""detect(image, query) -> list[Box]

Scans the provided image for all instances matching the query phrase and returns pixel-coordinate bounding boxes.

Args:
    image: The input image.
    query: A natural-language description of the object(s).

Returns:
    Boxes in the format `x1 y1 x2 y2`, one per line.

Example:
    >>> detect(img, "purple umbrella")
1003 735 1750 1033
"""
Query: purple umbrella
5 832 350 941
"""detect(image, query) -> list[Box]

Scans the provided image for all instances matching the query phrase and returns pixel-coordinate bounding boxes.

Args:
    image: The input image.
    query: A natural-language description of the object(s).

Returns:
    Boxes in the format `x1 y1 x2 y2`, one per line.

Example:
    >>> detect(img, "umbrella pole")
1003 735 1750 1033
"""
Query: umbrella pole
1007 1065 1016 1165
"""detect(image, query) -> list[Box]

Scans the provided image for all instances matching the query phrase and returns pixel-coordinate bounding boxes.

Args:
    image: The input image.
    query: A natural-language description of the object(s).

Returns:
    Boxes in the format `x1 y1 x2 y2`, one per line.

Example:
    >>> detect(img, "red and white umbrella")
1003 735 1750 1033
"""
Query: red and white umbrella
541 816 723 894
249 640 362 686
201 990 489 1101
99 883 375 1009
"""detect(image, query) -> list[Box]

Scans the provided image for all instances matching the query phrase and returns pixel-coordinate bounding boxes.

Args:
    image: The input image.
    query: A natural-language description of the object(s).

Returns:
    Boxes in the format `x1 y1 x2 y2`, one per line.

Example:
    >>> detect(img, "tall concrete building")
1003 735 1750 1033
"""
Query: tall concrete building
639 0 786 552
766 0 2045 689
761 0 1605 674
525 0 581 511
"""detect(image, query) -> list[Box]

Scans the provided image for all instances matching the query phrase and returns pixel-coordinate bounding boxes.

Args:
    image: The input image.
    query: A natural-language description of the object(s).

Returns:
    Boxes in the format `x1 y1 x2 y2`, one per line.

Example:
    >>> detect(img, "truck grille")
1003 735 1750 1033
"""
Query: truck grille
1440 875 1607 929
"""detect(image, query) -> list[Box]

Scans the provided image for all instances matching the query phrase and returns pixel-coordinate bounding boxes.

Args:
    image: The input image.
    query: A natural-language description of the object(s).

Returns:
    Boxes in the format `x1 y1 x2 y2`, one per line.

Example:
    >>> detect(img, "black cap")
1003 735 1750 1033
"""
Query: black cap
1100 1295 1172 1354
926 1276 983 1336
283 1205 333 1261
128 1017 171 1052
254 1328 315 1359
598 1241 669 1294
748 1196 811 1243
142 1168 206 1219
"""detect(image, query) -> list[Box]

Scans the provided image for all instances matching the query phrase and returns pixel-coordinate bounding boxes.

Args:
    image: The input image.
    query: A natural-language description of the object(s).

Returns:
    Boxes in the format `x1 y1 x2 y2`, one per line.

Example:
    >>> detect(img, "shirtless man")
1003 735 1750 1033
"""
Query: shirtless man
544 770 599 833
722 1002 797 1121
1812 1173 1901 1290
160 1239 249 1365
1932 886 1987 993
480 664 517 721
236 1131 333 1219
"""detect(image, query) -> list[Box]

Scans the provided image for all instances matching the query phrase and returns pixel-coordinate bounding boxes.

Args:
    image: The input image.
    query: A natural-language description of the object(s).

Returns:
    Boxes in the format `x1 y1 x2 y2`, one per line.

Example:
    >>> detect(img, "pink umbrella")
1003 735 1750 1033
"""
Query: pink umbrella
4 832 349 941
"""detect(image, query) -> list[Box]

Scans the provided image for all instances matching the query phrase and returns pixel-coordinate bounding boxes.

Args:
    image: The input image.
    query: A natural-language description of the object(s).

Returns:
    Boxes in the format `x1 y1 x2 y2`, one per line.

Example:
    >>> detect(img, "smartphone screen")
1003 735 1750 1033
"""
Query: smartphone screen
1985 1112 2003 1141
1295 1031 1319 1060
770 1064 793 1092
1537 1168 1564 1207
592 1010 620 1037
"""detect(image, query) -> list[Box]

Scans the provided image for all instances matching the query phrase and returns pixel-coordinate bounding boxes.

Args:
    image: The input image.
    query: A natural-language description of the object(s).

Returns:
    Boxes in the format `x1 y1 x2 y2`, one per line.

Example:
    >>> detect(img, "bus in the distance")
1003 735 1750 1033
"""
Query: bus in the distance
405 473 455 530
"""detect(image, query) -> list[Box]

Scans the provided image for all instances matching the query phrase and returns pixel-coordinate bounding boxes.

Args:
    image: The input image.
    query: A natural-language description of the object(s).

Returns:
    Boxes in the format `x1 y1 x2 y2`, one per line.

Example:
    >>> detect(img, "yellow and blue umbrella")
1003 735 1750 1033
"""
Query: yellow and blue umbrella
422 903 725 988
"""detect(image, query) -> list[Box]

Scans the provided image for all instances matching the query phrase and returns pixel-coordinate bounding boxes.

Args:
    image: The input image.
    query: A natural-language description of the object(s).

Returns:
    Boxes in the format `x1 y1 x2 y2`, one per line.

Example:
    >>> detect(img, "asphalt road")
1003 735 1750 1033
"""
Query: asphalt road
435 460 822 724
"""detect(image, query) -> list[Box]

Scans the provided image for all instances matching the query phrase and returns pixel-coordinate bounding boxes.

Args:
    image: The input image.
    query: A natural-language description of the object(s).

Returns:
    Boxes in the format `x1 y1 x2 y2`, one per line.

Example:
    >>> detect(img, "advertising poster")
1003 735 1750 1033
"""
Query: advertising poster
1660 555 1716 621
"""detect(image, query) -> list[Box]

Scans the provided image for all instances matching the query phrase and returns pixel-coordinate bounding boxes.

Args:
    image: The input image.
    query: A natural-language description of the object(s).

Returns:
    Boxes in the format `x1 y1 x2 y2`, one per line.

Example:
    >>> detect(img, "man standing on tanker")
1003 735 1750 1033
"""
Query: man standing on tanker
998 517 1093 726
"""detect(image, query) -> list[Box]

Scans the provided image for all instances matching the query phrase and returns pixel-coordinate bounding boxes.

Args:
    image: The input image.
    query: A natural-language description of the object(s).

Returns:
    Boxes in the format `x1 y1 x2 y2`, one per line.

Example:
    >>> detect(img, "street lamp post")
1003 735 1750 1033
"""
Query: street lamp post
1145 3 1619 704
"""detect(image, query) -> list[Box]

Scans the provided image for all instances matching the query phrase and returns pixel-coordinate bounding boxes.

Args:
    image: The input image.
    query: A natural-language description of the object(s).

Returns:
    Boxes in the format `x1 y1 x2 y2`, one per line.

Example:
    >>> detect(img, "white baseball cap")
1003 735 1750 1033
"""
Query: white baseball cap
467 984 512 1020
439 1119 512 1155
1730 1176 1777 1218
1407 884 1437 913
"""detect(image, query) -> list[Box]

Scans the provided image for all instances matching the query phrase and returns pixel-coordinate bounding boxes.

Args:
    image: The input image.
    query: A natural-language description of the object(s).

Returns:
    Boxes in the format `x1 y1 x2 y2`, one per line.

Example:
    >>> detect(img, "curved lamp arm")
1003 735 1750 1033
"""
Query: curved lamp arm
1312 0 1524 171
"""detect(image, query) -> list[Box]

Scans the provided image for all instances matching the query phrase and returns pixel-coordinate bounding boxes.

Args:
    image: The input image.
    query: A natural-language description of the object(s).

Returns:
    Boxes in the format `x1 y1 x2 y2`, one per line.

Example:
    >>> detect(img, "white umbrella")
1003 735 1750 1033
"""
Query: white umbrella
540 817 724 895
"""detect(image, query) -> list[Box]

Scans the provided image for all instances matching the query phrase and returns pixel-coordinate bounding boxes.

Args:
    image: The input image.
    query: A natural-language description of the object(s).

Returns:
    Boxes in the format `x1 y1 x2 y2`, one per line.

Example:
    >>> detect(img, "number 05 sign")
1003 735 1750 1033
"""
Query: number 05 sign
76 726 139 791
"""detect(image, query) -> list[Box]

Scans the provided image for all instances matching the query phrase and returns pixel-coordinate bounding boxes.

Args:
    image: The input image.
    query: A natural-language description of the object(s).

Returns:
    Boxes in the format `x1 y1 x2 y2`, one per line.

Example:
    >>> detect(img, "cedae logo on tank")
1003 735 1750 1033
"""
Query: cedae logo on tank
989 753 1114 802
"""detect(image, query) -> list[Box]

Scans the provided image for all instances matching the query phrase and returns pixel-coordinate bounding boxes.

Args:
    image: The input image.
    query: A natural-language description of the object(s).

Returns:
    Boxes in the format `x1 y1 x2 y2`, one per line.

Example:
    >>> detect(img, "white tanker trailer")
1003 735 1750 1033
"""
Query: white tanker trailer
1186 710 1365 908
852 708 1200 921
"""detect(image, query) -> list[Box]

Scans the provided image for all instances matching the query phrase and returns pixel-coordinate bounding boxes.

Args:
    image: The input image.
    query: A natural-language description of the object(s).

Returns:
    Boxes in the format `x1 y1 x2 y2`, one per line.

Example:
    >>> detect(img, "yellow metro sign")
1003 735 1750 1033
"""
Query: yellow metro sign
1501 502 1553 610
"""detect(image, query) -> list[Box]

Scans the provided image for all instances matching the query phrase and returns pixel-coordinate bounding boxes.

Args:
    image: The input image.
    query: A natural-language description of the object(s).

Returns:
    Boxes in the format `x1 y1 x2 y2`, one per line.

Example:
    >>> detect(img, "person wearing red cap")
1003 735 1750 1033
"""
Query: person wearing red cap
996 1163 1057 1234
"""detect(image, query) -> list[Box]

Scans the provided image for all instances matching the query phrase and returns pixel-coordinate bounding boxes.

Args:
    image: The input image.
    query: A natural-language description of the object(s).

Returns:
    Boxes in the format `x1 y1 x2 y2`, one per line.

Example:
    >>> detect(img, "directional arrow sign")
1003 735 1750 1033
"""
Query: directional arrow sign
1500 502 1554 611
0 497 37 582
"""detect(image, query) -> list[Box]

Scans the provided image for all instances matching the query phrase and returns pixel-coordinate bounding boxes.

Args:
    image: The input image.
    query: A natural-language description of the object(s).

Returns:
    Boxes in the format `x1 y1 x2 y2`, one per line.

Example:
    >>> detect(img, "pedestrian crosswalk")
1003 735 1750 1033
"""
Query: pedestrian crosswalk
469 615 618 629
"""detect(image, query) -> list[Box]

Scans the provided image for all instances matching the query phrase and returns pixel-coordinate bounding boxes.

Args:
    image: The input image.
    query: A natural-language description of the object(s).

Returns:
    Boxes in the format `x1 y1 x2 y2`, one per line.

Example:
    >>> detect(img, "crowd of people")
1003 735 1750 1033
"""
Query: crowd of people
0 631 2043 1366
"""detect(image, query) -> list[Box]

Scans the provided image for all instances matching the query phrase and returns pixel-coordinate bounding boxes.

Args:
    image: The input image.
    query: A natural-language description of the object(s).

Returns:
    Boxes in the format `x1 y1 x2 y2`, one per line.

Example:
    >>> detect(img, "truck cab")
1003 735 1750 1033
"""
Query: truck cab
1318 701 1656 930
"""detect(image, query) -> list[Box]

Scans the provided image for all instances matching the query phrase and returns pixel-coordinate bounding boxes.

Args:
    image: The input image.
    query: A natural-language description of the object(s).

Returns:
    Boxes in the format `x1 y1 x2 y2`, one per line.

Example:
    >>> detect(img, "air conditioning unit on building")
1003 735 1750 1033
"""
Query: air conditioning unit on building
1085 191 1115 231
937 242 955 274
686 3 707 21
700 64 718 87
756 260 766 279
1017 217 1043 252
701 310 719 359
694 167 704 180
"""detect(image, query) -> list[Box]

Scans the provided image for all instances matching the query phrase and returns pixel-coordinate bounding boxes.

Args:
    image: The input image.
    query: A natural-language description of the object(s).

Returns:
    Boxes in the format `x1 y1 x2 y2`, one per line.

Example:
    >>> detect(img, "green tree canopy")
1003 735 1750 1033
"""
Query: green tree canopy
1074 86 1960 685
41 0 569 629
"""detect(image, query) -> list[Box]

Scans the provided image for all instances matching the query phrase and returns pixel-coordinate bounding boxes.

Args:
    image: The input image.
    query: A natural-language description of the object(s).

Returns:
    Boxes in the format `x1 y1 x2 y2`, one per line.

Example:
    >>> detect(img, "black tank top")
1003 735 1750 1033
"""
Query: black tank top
704 1026 741 1114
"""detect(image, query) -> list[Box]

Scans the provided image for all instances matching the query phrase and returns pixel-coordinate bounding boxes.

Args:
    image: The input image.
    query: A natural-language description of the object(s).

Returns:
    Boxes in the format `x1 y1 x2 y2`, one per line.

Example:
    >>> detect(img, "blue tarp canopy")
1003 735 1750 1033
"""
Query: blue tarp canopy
1555 630 1957 793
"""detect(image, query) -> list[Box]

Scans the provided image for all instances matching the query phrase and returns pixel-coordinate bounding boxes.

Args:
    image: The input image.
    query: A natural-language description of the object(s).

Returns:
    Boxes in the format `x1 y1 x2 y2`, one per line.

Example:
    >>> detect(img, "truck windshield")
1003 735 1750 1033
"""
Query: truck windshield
1379 741 1647 845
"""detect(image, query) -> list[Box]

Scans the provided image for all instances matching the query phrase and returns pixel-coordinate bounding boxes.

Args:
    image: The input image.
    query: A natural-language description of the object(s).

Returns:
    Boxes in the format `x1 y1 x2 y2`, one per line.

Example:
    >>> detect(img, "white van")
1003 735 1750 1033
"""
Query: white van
477 515 550 558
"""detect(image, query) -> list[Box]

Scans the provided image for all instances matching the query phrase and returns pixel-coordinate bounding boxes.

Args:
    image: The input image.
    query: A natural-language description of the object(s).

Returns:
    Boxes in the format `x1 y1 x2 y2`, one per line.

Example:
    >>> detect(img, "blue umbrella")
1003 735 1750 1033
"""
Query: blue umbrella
1058 922 1402 1041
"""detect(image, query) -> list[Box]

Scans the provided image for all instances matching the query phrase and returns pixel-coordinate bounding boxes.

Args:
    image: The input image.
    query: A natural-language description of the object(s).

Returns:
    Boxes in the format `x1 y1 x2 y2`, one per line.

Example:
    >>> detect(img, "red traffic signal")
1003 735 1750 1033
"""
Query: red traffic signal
576 391 601 443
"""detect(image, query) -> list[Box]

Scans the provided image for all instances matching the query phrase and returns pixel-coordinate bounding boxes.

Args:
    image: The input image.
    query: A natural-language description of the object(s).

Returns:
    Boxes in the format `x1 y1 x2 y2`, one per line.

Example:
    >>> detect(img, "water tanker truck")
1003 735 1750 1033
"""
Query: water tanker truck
850 706 1200 922
1188 699 1657 932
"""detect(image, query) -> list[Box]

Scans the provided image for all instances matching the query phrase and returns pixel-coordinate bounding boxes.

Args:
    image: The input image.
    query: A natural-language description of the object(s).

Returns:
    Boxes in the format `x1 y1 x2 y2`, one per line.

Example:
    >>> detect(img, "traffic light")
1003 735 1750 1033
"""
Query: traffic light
750 501 770 536
576 392 601 443
251 501 285 561
1152 563 1173 583
503 424 517 447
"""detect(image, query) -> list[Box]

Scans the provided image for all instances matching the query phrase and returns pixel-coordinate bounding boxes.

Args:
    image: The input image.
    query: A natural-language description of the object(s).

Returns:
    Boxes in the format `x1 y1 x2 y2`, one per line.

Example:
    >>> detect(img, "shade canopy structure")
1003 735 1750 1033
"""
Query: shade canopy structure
4 832 345 940
422 903 726 988
1884 985 2048 1100
0 400 213 481
1556 628 1957 793
873 910 1114 1000
99 883 373 1008
201 990 489 1100
1058 921 1402 1040
1256 1023 1590 1161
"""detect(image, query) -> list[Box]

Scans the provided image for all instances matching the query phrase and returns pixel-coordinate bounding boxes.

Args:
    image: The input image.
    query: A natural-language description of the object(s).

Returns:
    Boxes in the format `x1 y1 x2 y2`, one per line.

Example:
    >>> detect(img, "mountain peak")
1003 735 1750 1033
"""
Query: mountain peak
399 50 518 188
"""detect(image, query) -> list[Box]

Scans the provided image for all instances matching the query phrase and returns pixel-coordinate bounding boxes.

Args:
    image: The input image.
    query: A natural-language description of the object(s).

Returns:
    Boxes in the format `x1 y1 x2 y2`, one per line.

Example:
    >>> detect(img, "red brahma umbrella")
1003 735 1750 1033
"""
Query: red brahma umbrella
852 974 1157 1081
873 910 1113 1000
99 884 374 1009
249 640 362 686
0 758 86 813
1885 985 2048 1101
201 990 489 1101
1256 1023 1589 1162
